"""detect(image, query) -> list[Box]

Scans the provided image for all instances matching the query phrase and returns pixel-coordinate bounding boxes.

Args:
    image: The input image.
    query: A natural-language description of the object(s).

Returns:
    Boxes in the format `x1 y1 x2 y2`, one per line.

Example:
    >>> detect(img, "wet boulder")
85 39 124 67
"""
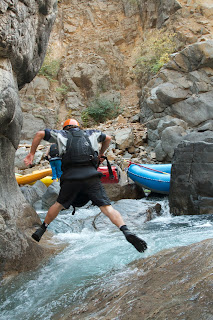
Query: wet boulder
169 131 213 215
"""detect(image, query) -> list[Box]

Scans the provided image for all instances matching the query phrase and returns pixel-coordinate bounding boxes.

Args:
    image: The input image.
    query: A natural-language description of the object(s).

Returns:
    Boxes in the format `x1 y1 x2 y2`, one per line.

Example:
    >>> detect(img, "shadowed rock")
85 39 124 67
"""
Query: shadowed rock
169 134 213 215
0 0 57 277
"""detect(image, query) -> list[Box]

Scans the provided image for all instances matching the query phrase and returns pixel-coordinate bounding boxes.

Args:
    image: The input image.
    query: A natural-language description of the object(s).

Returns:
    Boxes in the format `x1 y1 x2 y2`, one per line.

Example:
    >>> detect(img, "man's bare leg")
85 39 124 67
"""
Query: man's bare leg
32 202 64 242
99 205 125 228
44 202 64 225
100 205 147 253
32 203 147 252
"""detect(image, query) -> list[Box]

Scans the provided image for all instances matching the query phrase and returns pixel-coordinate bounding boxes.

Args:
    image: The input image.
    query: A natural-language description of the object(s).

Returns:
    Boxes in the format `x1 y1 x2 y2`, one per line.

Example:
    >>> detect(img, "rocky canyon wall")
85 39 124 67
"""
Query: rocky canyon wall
1 0 213 276
139 0 213 162
19 0 182 140
18 0 213 161
0 0 57 276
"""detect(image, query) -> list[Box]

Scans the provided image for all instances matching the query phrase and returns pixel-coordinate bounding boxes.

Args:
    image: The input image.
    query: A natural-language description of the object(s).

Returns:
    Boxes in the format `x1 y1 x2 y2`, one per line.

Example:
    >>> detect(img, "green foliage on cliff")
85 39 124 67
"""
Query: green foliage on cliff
135 29 177 85
81 97 120 125
38 54 61 81
56 84 69 96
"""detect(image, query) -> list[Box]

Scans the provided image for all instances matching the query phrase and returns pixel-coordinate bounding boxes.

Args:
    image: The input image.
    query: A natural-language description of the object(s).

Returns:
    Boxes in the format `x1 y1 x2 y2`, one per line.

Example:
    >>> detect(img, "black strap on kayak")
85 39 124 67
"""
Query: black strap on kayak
100 156 115 180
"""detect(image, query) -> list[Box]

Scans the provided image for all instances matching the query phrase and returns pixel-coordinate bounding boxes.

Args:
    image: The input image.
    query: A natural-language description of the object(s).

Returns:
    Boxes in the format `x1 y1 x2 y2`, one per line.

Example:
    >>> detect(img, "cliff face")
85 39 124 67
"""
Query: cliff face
137 1 213 215
140 0 213 162
19 0 182 139
19 0 143 138
18 0 213 149
1 0 213 275
0 0 57 89
0 0 57 276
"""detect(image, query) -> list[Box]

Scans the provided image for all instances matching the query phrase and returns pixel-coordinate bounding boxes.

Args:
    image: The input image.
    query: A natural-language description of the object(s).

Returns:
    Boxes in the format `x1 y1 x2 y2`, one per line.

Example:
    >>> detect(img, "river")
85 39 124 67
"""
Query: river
1 197 213 320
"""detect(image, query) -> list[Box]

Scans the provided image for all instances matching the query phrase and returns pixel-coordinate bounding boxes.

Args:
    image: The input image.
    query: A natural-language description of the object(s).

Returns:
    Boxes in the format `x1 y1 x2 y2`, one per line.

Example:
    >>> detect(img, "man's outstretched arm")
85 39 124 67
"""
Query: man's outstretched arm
24 130 45 166
99 135 111 161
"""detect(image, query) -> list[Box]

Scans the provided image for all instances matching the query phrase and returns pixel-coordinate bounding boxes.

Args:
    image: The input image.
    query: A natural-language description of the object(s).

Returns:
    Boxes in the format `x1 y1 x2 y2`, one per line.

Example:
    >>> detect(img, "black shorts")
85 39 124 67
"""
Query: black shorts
57 177 111 209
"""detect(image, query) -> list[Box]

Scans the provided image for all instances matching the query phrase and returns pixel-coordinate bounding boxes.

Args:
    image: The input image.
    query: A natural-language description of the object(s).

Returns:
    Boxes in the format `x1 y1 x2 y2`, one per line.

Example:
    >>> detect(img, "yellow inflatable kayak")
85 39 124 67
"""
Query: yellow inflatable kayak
16 169 52 185
39 175 55 187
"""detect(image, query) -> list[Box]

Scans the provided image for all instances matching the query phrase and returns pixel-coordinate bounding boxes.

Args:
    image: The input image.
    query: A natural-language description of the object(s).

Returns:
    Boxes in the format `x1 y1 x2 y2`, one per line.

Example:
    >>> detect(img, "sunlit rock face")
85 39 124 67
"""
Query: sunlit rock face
140 40 213 162
17 0 182 140
0 0 57 277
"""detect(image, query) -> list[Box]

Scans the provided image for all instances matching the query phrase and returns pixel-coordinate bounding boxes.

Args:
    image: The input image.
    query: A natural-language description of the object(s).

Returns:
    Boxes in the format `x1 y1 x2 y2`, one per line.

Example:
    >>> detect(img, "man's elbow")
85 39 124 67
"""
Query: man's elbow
105 135 112 143
36 131 45 140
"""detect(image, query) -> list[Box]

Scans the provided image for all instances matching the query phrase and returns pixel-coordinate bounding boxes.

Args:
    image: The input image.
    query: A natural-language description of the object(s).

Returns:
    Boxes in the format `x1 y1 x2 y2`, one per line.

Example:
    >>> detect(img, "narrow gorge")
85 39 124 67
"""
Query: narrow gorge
0 1 213 319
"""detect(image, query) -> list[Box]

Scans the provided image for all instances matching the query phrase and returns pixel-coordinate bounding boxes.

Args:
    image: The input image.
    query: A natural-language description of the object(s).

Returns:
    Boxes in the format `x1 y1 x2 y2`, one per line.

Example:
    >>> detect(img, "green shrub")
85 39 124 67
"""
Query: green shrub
135 29 177 85
82 98 120 125
81 109 90 127
56 84 69 96
38 54 61 81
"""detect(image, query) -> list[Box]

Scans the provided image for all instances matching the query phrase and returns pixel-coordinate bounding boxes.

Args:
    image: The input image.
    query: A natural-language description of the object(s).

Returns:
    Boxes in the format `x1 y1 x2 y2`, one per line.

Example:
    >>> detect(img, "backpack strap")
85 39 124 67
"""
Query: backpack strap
66 131 74 151
83 132 97 157
100 156 115 180
83 132 99 168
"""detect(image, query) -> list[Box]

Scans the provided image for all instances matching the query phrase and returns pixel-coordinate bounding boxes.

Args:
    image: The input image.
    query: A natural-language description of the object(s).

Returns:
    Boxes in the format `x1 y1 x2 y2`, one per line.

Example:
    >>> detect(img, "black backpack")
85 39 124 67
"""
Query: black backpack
62 130 98 170
49 143 60 158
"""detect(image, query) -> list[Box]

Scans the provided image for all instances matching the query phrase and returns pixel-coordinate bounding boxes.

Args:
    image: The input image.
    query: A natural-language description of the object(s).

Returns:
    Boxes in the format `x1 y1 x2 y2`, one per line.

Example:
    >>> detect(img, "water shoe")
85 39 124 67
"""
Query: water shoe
120 225 147 252
32 224 46 242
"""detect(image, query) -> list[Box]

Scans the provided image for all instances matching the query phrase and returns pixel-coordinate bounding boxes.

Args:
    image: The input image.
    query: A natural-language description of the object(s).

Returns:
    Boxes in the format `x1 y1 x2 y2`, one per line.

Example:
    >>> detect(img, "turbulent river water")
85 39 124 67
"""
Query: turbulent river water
1 197 213 320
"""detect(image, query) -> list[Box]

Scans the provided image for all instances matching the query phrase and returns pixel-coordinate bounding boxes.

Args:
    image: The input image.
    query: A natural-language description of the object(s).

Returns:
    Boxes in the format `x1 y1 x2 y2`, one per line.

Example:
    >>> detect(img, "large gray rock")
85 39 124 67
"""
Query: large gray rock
63 59 111 99
115 128 134 150
21 181 47 206
61 238 213 320
138 0 181 29
104 180 145 201
0 0 57 277
42 181 61 209
169 132 213 215
21 113 46 141
0 0 57 89
140 40 213 161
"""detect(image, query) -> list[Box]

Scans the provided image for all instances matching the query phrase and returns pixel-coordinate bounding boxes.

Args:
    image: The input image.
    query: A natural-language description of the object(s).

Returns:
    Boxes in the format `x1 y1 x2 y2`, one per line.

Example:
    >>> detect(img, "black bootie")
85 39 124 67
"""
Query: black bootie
32 223 47 242
120 225 147 252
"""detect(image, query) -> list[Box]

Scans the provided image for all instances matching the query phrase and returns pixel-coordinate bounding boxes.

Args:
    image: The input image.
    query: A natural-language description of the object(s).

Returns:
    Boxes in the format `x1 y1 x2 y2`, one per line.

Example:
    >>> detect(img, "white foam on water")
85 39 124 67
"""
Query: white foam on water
1 198 213 320
194 222 212 228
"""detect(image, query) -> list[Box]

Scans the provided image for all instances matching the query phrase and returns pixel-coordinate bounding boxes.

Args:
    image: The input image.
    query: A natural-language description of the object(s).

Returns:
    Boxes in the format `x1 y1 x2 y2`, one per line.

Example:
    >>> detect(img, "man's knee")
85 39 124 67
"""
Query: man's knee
100 205 113 215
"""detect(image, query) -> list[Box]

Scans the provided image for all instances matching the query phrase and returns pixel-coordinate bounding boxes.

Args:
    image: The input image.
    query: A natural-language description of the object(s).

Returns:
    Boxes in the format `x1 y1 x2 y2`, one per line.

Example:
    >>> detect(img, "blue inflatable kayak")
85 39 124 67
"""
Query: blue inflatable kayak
127 163 171 194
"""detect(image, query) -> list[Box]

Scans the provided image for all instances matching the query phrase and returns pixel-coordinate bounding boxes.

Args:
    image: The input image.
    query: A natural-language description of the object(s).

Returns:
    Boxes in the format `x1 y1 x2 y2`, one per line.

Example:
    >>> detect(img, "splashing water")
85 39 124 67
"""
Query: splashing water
1 198 213 320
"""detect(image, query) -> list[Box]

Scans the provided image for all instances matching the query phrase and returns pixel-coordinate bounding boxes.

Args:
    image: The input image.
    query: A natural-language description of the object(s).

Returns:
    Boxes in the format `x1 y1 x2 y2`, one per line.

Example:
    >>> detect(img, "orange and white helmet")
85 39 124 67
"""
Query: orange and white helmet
63 119 80 129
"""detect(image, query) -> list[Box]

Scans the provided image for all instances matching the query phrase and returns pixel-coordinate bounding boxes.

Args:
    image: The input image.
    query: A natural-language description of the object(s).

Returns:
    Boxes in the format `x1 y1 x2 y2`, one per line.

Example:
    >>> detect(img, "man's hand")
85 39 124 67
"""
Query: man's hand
24 153 34 166
23 130 45 166
98 154 105 164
